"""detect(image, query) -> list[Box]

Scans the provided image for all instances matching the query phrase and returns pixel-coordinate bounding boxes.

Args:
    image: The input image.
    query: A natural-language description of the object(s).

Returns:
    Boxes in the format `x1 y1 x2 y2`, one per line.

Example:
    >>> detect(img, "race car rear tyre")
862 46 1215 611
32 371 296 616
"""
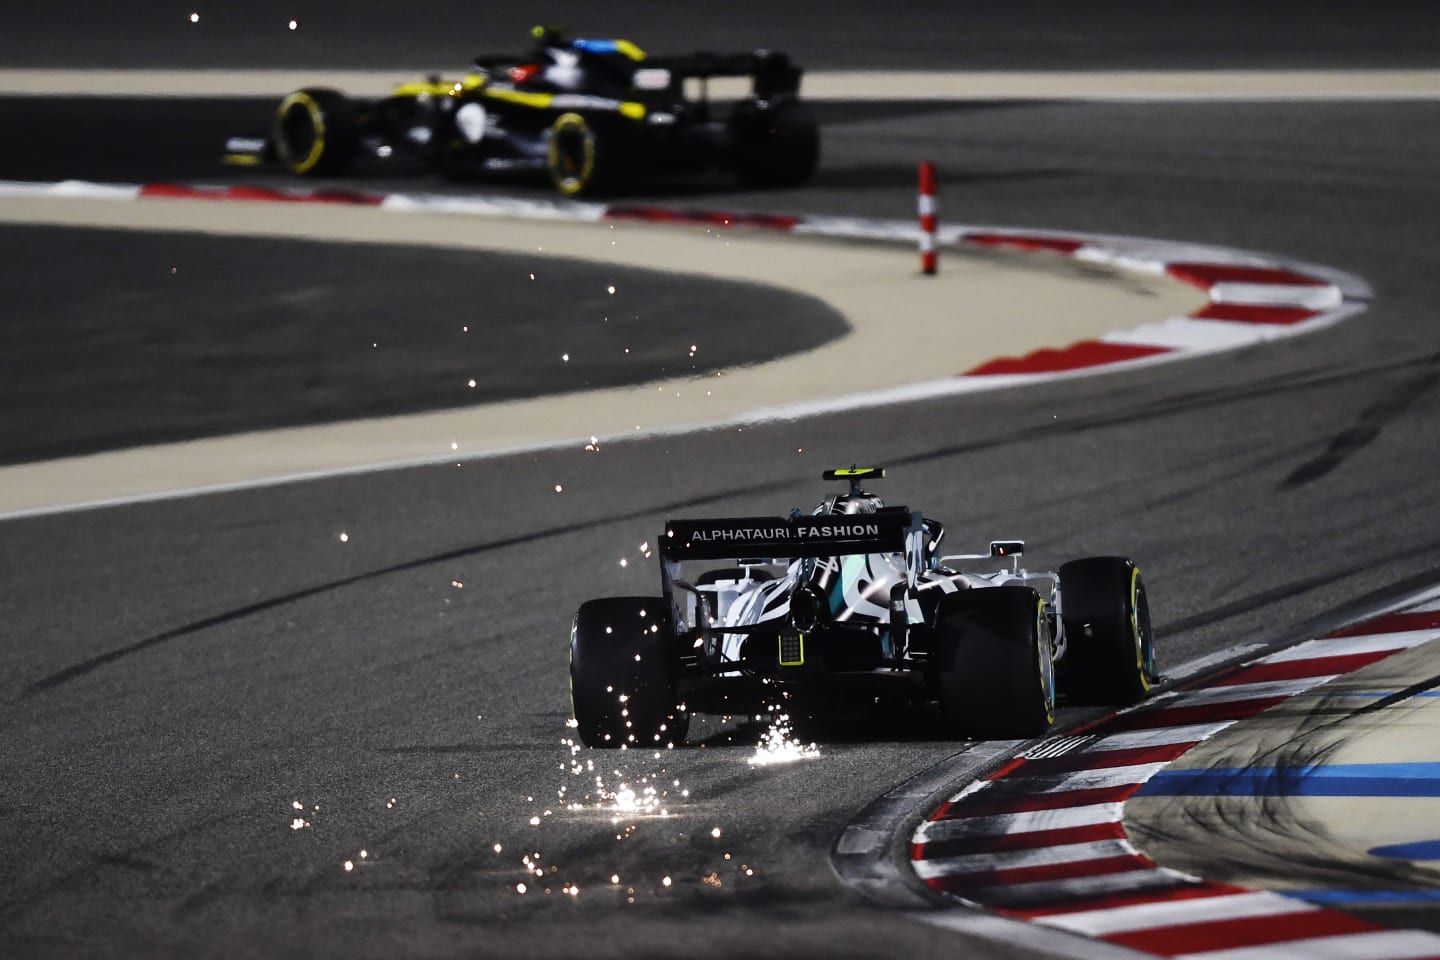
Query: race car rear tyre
273 87 358 176
547 112 627 197
1059 557 1156 706
933 586 1056 740
570 597 688 748
730 98 820 189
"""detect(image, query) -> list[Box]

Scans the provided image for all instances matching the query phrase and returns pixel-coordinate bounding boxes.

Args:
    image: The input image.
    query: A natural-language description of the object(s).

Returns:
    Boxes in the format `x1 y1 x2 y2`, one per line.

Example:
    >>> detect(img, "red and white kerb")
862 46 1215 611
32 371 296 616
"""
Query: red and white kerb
0 178 1363 387
911 601 1440 959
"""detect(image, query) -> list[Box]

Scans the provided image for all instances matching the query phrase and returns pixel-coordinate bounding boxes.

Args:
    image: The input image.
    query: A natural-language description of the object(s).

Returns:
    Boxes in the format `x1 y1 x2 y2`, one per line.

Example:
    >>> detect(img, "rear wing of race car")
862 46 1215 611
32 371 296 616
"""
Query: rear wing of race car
660 509 924 636
469 43 802 100
661 511 920 562
639 51 803 99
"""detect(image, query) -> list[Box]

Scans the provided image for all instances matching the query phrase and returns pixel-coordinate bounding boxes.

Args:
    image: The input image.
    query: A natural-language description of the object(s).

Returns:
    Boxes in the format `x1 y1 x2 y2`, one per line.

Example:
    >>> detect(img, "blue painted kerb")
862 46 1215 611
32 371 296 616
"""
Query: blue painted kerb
1135 763 1440 798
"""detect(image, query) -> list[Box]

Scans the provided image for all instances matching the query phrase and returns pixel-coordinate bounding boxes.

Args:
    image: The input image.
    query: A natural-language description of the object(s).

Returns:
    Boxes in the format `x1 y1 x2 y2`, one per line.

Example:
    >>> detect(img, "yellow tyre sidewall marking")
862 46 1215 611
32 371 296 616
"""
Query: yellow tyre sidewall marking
548 112 595 196
275 91 326 174
1038 596 1056 724
1130 566 1152 691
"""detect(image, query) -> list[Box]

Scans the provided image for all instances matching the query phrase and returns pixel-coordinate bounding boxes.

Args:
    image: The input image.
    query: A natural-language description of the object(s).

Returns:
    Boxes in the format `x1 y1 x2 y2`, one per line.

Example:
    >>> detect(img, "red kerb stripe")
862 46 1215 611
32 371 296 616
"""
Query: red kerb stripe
138 183 212 199
1191 302 1320 325
1104 905 1379 954
998 880 1245 919
138 183 383 205
964 233 1084 254
927 852 1155 894
299 189 385 206
221 185 382 205
931 784 1143 820
1095 696 1288 732
996 742 1197 778
986 756 1028 780
1328 609 1440 638
913 821 1128 860
1166 262 1328 289
966 341 1169 376
1205 650 1396 687
603 206 800 231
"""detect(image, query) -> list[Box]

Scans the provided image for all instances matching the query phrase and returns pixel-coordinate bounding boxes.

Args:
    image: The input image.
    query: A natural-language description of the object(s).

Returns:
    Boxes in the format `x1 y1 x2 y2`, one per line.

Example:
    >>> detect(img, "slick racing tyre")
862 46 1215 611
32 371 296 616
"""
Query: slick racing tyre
1059 557 1157 706
933 586 1056 740
570 597 688 748
273 87 358 176
729 98 820 189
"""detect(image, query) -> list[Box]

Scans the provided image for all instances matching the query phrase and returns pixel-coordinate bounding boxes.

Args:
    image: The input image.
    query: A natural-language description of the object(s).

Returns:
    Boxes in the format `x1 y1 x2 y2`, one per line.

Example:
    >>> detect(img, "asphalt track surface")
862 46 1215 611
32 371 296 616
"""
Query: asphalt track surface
7 1 1440 71
5 6 1440 959
0 222 844 464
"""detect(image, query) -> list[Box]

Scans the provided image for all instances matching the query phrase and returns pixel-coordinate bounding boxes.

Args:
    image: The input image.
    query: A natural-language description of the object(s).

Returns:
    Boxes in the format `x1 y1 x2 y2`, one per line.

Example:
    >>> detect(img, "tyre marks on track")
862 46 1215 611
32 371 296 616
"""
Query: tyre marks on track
908 601 1440 958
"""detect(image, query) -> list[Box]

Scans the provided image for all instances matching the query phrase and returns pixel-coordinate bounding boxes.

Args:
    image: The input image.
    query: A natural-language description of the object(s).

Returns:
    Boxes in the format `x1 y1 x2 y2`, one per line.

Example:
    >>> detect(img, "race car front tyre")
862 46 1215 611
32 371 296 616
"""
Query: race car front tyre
273 87 358 176
1059 556 1156 706
933 586 1056 740
570 597 688 748
729 98 820 189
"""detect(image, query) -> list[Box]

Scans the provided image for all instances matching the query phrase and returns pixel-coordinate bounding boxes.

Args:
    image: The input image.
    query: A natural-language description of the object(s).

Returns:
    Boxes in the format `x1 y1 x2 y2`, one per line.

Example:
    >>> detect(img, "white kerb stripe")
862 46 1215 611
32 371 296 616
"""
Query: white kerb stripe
0 178 143 200
913 838 1140 878
1071 245 1170 276
1263 629 1440 662
1084 722 1236 751
1034 890 1316 937
1176 929 1440 960
917 909 1168 960
792 216 930 242
1029 762 1174 793
1209 281 1341 309
378 191 609 222
914 802 1124 843
1162 676 1336 705
1104 316 1274 351
956 867 1195 908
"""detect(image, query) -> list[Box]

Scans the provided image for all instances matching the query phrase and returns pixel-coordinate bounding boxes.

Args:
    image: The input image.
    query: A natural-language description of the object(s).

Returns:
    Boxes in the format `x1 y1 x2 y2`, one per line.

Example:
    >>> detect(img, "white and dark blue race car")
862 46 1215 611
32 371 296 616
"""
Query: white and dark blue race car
569 468 1157 747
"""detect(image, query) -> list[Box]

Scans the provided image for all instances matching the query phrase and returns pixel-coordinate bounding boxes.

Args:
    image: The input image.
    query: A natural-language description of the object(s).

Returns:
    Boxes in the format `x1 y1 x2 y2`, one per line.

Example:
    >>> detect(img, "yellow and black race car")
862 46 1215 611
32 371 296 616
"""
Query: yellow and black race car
224 26 820 197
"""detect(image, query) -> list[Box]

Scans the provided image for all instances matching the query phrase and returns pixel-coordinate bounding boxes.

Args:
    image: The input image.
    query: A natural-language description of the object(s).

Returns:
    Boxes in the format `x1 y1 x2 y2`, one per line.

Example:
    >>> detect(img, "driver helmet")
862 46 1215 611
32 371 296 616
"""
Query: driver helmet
812 491 885 516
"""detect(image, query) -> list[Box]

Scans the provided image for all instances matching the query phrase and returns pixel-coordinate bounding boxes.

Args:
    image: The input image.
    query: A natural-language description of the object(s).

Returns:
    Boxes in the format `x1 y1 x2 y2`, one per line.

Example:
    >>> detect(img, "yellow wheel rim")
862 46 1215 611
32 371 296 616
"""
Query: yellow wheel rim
274 91 326 174
548 112 595 196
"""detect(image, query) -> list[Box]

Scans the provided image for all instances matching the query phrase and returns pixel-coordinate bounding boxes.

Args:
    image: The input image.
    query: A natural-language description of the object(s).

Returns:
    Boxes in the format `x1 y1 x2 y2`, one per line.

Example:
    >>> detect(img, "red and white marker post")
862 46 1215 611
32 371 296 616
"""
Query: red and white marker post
918 161 939 275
